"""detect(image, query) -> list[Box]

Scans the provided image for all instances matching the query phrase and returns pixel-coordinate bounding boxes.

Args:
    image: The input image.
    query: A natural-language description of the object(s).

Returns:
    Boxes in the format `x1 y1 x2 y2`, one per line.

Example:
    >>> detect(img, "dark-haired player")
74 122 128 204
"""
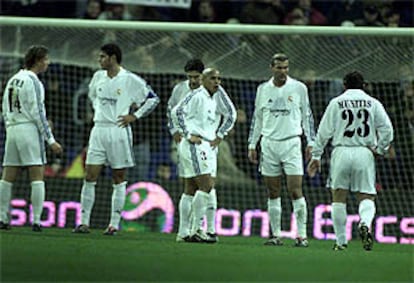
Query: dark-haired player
307 71 394 251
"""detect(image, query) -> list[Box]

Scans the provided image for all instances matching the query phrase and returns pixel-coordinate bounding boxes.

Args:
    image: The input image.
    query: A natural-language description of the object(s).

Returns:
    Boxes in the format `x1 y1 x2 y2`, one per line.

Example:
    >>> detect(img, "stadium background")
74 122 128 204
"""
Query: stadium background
0 0 413 245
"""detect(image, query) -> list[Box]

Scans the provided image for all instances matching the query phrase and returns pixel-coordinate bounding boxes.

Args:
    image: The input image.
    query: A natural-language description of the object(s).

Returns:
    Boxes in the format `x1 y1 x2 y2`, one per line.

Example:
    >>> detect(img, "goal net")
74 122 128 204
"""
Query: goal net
0 17 413 244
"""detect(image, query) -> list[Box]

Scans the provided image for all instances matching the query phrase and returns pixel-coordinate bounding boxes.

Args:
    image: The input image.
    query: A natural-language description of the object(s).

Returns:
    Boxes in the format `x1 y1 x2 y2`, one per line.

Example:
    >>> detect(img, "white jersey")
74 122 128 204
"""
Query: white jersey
2 69 55 145
167 81 236 138
171 86 218 141
167 80 191 135
312 89 394 160
88 67 159 124
213 86 237 138
248 76 315 149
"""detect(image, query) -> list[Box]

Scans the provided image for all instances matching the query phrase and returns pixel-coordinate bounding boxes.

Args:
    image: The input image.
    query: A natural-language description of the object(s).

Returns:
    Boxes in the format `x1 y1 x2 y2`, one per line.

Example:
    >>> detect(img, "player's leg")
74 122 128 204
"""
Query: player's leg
74 127 106 233
286 175 308 247
190 174 214 241
0 167 19 229
330 147 352 250
23 127 47 232
283 137 308 247
206 177 218 240
206 147 218 239
260 137 284 245
72 164 103 233
176 139 195 242
104 168 128 235
28 165 45 231
331 188 348 250
177 177 196 241
179 140 214 241
263 176 283 245
104 127 134 235
354 147 376 251
357 193 376 251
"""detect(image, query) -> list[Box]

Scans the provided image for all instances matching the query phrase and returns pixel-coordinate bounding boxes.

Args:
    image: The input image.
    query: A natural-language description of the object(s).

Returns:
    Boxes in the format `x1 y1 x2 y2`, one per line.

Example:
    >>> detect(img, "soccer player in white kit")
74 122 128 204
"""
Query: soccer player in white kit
0 45 63 231
168 60 236 243
307 71 394 251
72 43 159 235
248 53 315 247
171 68 236 242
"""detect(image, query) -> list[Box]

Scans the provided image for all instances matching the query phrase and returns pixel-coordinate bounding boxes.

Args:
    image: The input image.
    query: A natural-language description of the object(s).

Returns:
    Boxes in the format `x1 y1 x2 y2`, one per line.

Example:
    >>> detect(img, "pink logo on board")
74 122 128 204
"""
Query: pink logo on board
121 182 175 232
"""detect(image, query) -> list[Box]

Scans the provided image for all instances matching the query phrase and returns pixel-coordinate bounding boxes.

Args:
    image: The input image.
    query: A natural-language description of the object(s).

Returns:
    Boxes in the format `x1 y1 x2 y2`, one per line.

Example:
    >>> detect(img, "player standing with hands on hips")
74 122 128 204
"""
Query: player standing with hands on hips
248 53 315 247
168 60 236 243
307 71 394 251
0 45 63 232
171 68 235 242
72 43 159 235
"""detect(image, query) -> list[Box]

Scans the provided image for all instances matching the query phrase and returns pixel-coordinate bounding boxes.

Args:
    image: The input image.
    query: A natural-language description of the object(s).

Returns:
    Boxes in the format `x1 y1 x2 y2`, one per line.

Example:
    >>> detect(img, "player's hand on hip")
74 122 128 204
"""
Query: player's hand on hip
248 149 258 164
189 135 202 144
117 115 136 127
305 146 313 162
50 142 63 155
306 159 320 178
173 132 182 144
385 145 396 159
210 137 222 149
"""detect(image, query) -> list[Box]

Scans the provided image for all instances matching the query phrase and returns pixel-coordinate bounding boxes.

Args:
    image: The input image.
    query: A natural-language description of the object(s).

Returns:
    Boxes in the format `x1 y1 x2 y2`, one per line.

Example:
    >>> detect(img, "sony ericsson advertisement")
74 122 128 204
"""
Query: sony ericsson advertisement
7 179 414 245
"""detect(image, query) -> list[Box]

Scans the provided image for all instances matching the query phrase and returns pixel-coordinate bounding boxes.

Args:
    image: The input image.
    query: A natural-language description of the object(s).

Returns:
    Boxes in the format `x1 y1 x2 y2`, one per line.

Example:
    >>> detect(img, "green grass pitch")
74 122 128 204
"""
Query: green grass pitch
1 227 413 282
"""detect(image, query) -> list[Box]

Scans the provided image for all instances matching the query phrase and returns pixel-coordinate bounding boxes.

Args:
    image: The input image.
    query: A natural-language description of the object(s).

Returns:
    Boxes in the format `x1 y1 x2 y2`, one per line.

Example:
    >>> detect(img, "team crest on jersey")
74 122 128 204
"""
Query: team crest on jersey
117 89 121 95
288 96 293 102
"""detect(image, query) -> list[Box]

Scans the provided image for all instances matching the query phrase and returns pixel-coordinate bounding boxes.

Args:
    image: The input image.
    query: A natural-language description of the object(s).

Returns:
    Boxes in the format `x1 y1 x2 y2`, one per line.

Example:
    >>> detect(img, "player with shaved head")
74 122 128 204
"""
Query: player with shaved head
171 67 236 242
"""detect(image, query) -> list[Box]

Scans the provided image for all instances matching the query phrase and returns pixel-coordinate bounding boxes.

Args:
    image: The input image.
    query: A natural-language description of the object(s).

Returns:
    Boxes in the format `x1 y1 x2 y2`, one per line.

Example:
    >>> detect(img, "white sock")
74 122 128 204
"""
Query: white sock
31 181 45 225
206 188 217 234
359 199 376 230
178 193 193 237
109 181 127 229
0 180 12 223
268 198 281 237
80 181 96 226
332 202 347 245
292 197 308 239
190 190 209 235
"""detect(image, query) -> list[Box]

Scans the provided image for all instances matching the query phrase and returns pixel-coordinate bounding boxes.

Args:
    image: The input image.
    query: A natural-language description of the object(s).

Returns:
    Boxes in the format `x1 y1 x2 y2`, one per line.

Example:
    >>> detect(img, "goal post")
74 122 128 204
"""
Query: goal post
0 16 413 243
1 16 413 81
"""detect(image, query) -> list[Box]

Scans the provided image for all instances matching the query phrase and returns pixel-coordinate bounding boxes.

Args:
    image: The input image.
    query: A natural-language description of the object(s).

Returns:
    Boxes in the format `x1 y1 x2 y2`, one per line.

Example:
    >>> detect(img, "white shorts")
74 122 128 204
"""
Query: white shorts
86 125 134 169
329 146 376 194
3 123 46 166
260 136 303 176
178 139 216 178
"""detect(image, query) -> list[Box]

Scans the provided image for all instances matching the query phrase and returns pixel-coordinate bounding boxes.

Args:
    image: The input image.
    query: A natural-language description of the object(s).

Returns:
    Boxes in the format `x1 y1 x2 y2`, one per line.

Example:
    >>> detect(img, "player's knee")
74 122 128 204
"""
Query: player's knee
184 186 196 195
268 190 281 199
112 171 126 184
85 175 98 182
289 189 303 200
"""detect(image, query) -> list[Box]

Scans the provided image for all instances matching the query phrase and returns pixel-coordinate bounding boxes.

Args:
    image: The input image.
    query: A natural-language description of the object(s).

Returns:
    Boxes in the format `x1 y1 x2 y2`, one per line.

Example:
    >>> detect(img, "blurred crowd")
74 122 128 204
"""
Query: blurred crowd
1 0 413 27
